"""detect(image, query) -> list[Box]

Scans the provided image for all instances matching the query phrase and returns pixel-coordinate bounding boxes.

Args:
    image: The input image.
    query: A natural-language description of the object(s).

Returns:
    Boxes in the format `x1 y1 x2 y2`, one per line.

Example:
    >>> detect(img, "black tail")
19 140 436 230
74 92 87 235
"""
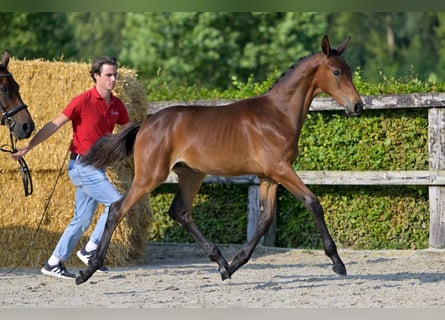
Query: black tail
81 121 143 169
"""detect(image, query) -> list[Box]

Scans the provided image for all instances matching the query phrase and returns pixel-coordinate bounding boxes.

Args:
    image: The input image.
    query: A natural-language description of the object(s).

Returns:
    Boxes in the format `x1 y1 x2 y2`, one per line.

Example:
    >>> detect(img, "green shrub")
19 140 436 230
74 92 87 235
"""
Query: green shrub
297 109 428 171
276 185 429 250
148 184 248 244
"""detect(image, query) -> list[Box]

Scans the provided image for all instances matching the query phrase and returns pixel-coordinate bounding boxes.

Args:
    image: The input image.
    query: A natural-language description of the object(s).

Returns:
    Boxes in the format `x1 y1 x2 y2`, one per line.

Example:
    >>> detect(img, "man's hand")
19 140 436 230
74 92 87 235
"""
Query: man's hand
11 147 29 160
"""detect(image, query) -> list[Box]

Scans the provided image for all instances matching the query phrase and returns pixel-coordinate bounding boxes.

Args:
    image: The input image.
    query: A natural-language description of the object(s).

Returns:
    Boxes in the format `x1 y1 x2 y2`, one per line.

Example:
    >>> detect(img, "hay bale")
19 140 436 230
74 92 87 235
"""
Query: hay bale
0 58 151 269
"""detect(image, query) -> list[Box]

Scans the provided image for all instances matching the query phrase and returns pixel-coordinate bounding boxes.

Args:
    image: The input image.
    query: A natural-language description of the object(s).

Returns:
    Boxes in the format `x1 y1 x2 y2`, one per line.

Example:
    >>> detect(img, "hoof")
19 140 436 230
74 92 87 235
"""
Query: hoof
333 264 347 276
219 265 231 281
75 270 91 285
75 273 85 285
220 271 231 281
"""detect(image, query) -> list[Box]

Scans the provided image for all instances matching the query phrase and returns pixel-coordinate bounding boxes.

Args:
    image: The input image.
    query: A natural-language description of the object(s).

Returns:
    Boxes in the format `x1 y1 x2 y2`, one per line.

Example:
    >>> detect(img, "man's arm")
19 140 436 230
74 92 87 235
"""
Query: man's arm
11 113 70 160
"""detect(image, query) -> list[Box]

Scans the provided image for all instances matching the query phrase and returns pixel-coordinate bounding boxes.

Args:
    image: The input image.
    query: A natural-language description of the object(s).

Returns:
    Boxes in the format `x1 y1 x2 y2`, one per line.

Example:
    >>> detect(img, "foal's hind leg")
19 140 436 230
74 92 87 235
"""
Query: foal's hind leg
76 179 153 285
76 197 125 285
228 179 278 278
169 167 230 280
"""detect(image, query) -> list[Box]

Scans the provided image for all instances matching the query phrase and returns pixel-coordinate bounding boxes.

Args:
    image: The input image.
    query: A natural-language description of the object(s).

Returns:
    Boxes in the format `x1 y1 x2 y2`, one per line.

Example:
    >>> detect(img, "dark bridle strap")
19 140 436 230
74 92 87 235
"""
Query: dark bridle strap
1 104 28 123
0 120 33 197
18 156 33 196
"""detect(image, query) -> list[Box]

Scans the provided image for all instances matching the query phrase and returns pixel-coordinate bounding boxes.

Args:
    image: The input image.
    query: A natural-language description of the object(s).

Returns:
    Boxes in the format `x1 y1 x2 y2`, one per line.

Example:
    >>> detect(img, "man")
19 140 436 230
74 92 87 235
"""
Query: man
12 56 130 279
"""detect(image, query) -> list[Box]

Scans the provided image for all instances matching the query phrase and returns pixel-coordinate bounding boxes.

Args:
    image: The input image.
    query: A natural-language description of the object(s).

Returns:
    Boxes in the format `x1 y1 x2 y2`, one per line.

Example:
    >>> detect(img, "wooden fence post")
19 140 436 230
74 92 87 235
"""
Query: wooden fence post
428 107 445 248
247 184 276 246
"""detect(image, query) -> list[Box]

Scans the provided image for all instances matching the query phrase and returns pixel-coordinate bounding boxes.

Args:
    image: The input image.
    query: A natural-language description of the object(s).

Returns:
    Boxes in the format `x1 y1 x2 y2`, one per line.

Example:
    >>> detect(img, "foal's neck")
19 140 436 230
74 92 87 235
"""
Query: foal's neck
268 53 321 118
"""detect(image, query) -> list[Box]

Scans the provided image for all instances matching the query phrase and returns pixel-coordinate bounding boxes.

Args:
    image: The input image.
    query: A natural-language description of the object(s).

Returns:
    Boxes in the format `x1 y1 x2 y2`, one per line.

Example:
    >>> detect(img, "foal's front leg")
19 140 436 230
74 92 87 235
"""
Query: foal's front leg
278 168 347 276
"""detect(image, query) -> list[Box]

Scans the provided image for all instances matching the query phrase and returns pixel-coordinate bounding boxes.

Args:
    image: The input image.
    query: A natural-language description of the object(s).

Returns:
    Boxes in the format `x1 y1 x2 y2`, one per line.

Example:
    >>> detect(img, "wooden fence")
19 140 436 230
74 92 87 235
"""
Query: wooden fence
148 93 445 248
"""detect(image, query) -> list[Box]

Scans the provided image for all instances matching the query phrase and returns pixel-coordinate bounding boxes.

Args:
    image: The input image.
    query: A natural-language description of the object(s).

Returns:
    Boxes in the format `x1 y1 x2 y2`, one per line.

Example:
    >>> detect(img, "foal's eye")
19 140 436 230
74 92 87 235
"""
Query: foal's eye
333 70 341 76
0 86 7 93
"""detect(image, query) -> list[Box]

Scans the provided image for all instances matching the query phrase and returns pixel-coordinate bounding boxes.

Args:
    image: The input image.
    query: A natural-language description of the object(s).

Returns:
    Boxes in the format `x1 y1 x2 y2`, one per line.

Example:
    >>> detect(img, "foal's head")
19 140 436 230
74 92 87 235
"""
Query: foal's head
0 50 34 139
314 35 363 116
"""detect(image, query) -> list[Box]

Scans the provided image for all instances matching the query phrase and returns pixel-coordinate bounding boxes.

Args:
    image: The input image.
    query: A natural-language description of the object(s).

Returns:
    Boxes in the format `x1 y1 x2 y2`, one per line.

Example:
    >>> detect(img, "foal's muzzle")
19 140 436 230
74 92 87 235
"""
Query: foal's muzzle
345 100 364 116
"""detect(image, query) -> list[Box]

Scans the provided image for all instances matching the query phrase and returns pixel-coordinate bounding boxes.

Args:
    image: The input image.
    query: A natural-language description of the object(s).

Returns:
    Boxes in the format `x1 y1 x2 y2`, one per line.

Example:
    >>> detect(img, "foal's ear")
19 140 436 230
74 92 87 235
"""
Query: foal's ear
321 35 331 56
336 36 351 55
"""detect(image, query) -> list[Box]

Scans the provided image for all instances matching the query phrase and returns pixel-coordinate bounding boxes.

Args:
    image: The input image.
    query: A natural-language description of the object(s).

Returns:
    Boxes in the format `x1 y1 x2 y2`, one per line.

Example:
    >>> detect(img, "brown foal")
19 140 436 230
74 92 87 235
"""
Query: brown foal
76 35 363 285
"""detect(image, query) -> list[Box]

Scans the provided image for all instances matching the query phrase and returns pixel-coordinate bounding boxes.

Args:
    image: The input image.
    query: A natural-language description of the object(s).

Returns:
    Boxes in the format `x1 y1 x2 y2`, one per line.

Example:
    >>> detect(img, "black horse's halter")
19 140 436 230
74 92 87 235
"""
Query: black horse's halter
0 72 33 196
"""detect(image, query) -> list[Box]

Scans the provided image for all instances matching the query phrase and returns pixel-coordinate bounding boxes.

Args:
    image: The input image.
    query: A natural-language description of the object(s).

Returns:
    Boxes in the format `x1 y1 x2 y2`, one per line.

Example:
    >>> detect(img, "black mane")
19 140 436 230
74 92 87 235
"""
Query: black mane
267 52 317 91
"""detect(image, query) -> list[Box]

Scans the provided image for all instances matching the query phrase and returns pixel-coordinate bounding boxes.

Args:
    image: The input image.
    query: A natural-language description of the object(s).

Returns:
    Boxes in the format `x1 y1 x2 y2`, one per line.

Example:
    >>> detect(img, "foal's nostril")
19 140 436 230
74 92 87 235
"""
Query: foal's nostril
23 122 35 135
354 102 363 114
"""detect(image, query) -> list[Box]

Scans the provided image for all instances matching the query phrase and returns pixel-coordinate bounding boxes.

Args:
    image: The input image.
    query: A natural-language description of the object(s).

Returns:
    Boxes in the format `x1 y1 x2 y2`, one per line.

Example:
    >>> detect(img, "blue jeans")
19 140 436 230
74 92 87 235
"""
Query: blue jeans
51 159 122 262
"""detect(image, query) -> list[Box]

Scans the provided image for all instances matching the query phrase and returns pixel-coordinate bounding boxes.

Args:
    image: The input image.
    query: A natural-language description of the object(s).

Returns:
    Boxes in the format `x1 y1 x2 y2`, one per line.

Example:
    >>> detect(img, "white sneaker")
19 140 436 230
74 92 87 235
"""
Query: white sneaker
41 261 75 279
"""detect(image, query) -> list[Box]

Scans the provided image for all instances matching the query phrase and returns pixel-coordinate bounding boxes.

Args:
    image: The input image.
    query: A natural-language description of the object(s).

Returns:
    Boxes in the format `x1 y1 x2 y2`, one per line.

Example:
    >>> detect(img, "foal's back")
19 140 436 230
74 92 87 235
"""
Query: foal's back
137 95 292 176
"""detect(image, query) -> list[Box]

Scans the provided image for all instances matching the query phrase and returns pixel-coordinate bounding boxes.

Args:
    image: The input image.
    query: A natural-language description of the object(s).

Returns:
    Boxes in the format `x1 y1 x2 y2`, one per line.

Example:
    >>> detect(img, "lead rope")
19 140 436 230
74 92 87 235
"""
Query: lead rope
0 145 70 276
0 128 33 196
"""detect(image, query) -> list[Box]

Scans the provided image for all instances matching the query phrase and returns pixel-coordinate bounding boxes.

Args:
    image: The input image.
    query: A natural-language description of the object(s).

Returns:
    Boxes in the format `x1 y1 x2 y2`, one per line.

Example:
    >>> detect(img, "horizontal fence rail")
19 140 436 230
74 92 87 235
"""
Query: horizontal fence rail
149 93 445 248
148 92 445 114
165 170 445 186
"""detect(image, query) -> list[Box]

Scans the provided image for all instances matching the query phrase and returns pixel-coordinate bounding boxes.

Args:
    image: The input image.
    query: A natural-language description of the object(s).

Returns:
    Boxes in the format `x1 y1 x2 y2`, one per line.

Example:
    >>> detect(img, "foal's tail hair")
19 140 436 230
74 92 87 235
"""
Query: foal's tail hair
81 121 143 169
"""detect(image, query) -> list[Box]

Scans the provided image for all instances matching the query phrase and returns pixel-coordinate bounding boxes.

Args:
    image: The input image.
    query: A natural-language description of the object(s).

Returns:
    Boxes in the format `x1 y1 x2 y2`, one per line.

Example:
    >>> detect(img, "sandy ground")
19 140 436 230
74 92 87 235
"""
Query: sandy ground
1 242 445 308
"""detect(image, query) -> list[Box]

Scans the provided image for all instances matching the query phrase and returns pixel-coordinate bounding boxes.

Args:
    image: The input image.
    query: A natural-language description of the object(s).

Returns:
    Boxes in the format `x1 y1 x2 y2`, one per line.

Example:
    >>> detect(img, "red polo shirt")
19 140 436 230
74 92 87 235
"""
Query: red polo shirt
62 87 130 155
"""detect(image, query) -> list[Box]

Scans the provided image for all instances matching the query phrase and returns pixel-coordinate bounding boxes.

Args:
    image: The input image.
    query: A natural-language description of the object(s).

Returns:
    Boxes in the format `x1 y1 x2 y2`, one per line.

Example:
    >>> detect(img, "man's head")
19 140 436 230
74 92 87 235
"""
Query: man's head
90 56 118 83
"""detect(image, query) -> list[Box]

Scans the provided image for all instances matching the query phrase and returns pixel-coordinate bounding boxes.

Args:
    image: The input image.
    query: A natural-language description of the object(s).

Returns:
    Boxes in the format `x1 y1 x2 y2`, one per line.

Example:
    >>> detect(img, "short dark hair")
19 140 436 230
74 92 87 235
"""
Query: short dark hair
90 56 118 82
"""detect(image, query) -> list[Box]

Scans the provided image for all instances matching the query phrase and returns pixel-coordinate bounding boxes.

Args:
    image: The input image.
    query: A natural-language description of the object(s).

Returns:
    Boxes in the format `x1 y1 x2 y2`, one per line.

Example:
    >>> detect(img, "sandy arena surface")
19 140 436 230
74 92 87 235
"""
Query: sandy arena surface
1 242 445 308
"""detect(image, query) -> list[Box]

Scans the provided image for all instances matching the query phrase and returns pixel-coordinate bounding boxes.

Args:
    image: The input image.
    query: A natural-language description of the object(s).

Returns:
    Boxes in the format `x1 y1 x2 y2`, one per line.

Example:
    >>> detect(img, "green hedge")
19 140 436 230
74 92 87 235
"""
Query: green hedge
148 184 248 244
276 185 429 250
145 69 442 249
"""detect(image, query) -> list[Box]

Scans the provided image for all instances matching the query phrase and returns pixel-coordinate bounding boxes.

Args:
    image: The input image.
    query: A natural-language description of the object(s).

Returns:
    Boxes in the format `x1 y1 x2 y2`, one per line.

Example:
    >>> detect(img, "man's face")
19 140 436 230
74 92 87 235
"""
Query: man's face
95 64 117 91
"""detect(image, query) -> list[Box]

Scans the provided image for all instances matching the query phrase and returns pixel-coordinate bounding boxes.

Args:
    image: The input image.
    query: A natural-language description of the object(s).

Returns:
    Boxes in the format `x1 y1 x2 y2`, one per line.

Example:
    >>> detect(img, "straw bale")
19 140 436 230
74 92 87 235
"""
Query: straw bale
0 58 151 269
